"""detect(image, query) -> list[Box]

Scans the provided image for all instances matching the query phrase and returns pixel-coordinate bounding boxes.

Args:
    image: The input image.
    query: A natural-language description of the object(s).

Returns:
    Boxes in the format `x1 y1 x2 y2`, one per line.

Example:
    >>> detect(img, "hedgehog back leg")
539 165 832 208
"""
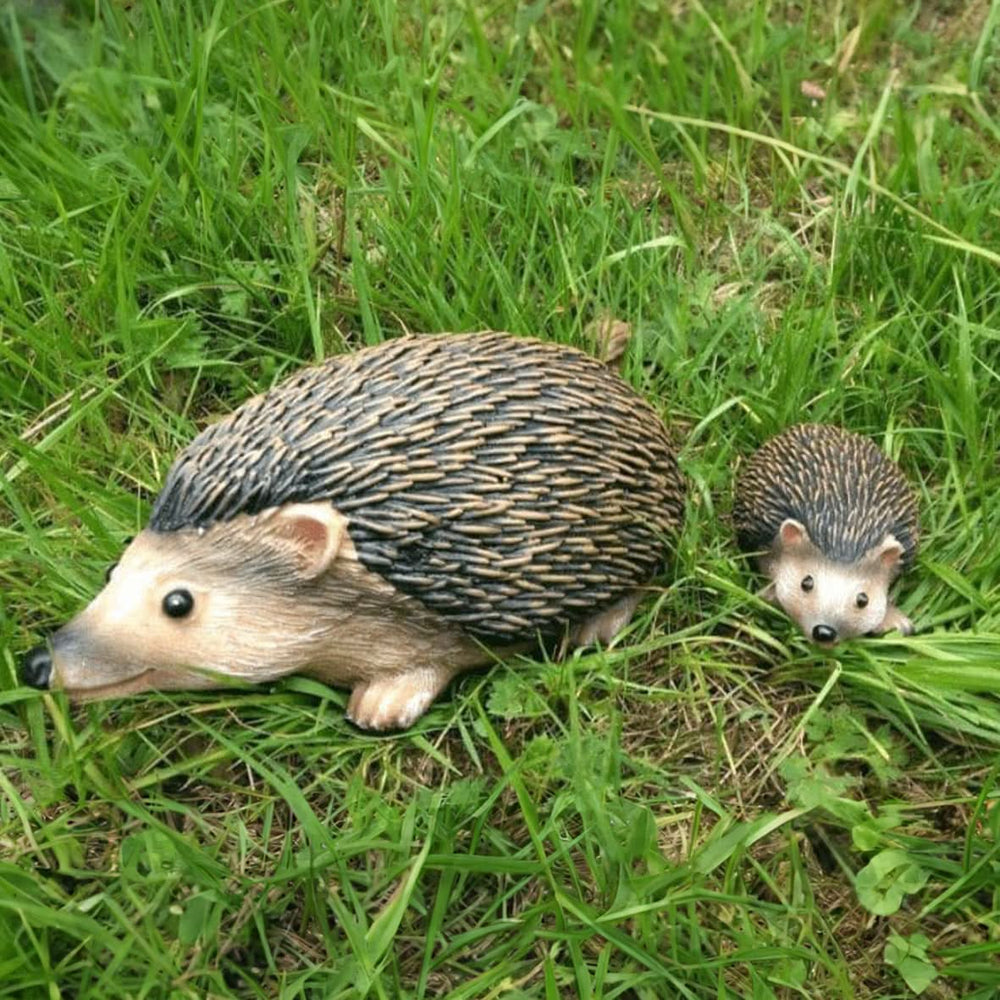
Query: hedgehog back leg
573 591 643 647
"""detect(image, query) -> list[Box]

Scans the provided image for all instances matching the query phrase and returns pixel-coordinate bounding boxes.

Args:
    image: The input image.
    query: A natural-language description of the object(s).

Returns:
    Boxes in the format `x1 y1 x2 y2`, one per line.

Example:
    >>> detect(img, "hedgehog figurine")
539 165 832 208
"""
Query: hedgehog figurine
22 332 686 730
733 423 918 645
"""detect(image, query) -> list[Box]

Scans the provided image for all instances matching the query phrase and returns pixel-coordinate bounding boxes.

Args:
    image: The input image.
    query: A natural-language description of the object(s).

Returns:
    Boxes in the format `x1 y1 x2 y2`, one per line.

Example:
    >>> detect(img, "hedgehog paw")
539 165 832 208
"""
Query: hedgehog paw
881 605 914 637
575 591 642 647
346 668 452 731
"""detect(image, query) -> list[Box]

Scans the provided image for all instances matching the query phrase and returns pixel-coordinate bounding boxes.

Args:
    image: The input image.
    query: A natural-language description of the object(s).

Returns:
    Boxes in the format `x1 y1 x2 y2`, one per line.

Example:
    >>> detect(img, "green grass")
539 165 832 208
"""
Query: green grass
2 0 1000 996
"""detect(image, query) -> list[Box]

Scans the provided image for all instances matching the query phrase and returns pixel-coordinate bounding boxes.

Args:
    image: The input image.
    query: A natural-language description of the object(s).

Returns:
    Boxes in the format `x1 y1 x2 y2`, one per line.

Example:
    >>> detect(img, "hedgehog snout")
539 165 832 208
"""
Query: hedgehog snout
21 645 53 689
811 624 837 644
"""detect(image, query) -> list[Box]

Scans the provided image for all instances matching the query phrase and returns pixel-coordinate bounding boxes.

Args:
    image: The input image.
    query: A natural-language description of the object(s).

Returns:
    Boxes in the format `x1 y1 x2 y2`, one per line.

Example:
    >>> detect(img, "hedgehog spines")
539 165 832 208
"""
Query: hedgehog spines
149 332 686 642
733 423 918 567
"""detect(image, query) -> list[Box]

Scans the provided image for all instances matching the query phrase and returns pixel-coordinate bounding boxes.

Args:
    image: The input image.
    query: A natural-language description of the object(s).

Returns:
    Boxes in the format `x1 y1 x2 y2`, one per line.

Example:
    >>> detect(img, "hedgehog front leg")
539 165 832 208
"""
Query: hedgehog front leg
345 666 456 731
878 603 914 637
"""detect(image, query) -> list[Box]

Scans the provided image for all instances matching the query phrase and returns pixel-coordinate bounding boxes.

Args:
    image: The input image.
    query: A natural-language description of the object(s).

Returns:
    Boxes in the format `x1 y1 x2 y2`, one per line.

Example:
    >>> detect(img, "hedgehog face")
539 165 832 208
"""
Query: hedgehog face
34 504 352 699
768 519 904 645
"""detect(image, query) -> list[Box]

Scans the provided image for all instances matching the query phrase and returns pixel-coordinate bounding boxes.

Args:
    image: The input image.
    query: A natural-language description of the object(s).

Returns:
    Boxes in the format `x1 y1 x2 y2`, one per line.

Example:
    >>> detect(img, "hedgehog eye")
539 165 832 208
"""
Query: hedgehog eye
800 575 814 593
105 562 118 583
856 592 869 609
162 588 195 619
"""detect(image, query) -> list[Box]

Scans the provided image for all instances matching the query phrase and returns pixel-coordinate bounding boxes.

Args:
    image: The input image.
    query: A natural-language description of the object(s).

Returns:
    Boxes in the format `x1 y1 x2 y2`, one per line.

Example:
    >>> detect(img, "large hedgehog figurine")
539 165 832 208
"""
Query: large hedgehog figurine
22 332 686 730
733 423 919 645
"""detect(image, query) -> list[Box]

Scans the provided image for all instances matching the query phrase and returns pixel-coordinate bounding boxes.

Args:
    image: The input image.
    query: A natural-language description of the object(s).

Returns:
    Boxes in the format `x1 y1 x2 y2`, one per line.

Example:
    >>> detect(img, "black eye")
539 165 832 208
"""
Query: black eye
162 589 194 619
801 575 814 593
105 562 118 583
856 592 869 608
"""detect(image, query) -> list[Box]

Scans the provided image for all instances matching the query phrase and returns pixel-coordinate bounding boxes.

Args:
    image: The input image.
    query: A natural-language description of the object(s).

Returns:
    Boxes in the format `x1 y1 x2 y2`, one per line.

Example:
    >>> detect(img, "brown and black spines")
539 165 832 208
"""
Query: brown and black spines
733 423 919 566
150 332 686 641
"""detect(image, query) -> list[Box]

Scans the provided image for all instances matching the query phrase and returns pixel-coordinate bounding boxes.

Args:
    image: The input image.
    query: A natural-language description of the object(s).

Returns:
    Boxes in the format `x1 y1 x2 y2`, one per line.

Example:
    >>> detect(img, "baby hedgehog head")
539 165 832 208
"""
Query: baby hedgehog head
734 423 919 645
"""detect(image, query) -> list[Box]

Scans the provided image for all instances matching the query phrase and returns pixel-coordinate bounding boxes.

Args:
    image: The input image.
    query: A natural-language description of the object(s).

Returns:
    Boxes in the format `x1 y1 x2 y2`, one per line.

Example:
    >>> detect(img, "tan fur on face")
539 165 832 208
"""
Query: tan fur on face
763 519 906 644
47 503 496 700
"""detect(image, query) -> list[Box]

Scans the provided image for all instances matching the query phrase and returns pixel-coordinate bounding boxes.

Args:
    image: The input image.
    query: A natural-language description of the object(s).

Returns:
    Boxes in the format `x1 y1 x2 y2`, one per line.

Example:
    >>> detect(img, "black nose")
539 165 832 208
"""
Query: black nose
21 645 53 689
812 624 837 644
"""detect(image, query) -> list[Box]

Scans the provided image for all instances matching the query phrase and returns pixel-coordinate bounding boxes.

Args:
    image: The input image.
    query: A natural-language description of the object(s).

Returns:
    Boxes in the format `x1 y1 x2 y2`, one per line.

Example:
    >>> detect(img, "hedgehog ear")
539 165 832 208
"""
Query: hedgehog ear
873 535 904 572
778 518 808 549
269 502 346 578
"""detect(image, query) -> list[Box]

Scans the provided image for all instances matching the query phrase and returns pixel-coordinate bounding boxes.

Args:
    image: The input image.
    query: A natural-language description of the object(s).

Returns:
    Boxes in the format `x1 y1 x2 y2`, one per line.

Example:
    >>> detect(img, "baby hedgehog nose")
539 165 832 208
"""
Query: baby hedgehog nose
21 645 53 689
812 624 837 644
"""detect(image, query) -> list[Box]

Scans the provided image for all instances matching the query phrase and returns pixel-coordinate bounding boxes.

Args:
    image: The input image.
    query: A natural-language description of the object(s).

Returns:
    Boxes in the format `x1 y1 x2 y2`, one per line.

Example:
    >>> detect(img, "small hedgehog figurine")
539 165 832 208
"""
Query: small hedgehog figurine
733 423 919 645
21 332 686 730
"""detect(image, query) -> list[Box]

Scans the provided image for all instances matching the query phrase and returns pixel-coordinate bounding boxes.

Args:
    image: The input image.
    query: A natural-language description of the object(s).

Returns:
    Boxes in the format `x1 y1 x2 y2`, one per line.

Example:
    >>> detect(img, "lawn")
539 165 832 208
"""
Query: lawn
2 1 1000 997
